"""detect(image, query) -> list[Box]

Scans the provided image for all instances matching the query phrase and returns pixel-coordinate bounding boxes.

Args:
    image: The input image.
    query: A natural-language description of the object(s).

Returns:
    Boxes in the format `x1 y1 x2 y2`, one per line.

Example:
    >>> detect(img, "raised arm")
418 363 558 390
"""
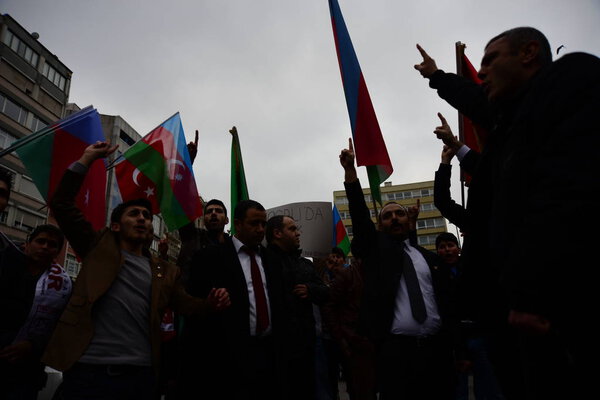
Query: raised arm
187 129 199 164
340 137 358 183
430 117 469 230
414 44 439 78
415 45 494 130
49 142 118 258
340 139 376 256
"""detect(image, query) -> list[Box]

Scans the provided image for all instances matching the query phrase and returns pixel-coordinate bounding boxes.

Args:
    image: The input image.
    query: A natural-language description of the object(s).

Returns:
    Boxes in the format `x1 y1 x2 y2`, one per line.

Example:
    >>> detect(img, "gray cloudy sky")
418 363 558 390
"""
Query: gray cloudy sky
3 0 600 214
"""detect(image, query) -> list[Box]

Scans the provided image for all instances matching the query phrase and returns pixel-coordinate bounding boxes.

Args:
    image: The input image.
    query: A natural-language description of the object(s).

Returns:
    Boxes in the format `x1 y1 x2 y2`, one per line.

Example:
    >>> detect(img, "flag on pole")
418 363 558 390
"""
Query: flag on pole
114 112 203 231
0 106 107 230
229 126 249 235
456 42 489 154
328 0 393 206
332 205 351 256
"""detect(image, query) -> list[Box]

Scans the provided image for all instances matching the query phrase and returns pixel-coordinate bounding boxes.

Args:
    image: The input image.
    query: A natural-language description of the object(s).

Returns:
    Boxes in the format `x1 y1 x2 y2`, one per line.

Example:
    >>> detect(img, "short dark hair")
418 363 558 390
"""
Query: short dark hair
266 215 292 243
204 199 227 216
28 224 65 250
0 166 14 199
330 247 345 258
233 199 265 221
110 198 153 223
435 232 459 249
487 27 552 66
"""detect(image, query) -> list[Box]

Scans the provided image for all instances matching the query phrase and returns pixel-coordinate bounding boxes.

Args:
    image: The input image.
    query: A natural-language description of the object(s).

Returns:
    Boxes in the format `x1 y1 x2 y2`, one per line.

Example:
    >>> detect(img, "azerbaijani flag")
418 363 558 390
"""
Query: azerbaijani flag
114 113 203 231
0 106 107 230
229 126 249 235
328 0 393 206
332 205 350 256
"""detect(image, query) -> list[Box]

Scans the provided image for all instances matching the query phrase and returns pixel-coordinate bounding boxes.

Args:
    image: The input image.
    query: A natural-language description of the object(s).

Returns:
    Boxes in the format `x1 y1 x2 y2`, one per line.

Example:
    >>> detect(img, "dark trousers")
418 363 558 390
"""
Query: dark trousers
341 336 377 400
238 335 278 400
378 334 455 400
61 363 155 400
284 350 316 400
489 325 579 400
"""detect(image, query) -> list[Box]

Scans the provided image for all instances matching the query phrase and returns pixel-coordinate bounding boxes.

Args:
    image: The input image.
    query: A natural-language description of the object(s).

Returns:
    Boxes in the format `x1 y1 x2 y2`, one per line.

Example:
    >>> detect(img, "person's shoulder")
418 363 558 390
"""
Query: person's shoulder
555 52 600 66
547 52 600 82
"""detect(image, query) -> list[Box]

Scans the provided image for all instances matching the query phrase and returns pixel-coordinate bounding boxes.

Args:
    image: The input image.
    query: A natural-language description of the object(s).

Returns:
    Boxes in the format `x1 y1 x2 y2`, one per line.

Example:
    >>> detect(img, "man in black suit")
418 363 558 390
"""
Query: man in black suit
265 215 329 400
185 199 281 400
415 27 600 398
339 139 454 400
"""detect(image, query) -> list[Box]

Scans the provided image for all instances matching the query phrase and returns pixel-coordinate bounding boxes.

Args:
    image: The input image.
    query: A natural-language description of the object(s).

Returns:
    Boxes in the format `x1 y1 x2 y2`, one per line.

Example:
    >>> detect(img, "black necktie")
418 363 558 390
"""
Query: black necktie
403 244 427 324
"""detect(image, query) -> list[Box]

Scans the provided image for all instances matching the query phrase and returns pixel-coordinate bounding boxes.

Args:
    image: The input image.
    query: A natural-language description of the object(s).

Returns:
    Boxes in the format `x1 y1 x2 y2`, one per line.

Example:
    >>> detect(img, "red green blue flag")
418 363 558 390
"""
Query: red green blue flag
114 112 203 231
0 106 108 230
328 0 393 206
332 205 350 256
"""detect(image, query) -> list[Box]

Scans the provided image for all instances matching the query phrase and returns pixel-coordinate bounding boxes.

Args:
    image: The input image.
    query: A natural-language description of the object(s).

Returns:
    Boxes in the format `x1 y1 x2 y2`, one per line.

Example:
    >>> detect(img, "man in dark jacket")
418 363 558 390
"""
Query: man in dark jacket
339 139 455 399
266 215 329 400
415 27 600 398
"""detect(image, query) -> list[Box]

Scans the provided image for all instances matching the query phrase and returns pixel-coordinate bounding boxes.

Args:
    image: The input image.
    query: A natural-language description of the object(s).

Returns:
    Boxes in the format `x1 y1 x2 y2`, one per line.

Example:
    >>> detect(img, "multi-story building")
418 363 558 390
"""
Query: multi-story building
0 15 180 278
333 180 447 251
0 14 72 244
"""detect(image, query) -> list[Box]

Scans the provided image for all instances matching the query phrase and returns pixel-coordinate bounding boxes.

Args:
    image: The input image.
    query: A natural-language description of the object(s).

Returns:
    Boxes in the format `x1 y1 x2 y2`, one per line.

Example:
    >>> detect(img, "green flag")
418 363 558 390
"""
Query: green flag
229 126 249 234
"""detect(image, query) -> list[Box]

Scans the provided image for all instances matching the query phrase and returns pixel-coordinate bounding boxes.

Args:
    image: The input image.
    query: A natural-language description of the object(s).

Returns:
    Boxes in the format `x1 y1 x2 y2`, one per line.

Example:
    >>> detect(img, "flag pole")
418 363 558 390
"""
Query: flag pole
0 127 54 158
455 41 467 207
371 191 379 221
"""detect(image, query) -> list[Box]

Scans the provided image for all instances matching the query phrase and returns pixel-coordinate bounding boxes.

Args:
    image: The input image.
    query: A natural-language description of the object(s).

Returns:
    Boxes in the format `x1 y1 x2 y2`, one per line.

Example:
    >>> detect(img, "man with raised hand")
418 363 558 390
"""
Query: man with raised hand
339 138 454 399
415 27 600 398
42 141 229 399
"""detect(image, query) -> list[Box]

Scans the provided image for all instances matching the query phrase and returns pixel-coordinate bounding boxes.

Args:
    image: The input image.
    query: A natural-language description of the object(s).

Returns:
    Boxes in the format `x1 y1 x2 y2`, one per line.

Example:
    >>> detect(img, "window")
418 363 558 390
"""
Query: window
346 225 353 235
65 254 81 278
1 96 25 123
0 128 17 149
2 29 39 67
418 234 438 246
334 196 348 205
13 207 45 232
0 96 47 132
338 211 350 220
416 217 446 230
119 130 136 146
420 203 437 212
41 62 67 91
29 115 46 132
0 210 7 224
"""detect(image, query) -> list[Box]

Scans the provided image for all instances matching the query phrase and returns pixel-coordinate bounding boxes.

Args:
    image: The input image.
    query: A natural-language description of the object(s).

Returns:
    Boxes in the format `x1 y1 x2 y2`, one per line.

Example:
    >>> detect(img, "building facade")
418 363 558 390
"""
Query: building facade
0 15 179 278
0 14 72 244
333 180 447 251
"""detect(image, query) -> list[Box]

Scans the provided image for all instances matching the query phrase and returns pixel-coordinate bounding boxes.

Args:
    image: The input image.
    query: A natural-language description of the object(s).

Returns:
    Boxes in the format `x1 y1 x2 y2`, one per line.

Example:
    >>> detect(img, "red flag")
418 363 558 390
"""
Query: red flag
11 107 107 230
456 43 489 154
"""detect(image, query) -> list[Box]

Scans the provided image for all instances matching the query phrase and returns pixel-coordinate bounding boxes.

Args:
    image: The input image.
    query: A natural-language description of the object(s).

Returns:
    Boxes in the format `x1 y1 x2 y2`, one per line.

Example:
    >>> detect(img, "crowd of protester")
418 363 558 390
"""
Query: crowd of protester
1 26 597 399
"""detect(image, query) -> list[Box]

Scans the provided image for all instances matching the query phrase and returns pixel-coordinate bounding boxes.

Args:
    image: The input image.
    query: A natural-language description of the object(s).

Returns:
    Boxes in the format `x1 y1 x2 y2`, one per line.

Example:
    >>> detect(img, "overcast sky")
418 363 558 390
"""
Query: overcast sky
3 0 600 216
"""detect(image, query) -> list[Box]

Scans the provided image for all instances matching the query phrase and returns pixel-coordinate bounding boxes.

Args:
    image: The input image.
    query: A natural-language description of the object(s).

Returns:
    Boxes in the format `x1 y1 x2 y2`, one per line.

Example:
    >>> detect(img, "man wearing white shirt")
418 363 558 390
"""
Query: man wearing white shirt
186 199 282 400
339 140 454 400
